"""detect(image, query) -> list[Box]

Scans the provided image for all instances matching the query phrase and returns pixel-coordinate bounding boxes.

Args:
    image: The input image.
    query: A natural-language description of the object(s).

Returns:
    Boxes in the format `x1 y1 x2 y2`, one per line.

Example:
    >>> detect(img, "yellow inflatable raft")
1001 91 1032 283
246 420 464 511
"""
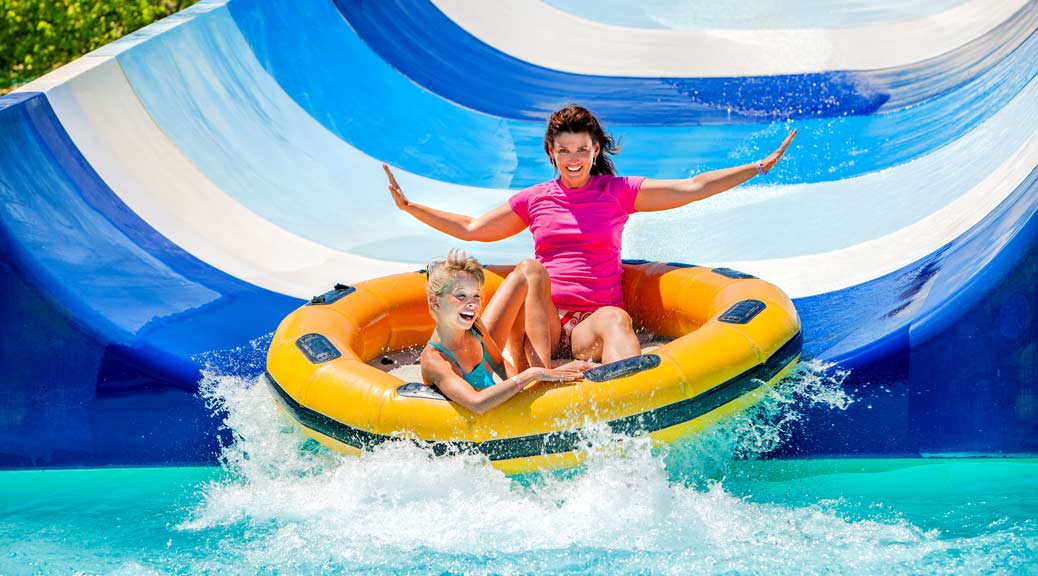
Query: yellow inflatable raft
264 261 801 474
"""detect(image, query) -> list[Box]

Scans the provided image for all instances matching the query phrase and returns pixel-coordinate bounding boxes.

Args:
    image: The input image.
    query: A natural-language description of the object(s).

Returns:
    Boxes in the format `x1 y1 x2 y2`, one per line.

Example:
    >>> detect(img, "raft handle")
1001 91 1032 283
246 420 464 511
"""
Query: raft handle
711 267 756 280
397 382 449 401
584 354 661 382
719 300 766 324
296 333 342 364
309 283 355 305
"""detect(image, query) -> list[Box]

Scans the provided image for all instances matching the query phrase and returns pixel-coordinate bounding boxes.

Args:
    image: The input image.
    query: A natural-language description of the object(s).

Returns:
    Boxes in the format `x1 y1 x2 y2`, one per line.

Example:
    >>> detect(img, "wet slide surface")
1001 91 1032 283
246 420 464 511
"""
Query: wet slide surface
0 0 1035 465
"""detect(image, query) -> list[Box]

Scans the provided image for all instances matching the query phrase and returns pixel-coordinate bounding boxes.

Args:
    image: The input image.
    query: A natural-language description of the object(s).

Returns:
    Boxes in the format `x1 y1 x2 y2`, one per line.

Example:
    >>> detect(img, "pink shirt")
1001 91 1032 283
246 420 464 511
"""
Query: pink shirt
508 175 644 311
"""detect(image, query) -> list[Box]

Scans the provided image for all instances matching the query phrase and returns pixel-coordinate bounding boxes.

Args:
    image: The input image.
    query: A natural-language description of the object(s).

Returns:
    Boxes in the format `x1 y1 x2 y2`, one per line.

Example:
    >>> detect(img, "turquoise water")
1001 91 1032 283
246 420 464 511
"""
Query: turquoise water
2 366 1037 575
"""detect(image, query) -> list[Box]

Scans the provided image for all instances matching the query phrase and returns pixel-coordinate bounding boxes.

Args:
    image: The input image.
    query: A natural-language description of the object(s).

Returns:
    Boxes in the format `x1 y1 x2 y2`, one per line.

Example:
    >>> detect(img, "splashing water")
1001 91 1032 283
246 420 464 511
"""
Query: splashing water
661 360 853 482
178 360 1004 575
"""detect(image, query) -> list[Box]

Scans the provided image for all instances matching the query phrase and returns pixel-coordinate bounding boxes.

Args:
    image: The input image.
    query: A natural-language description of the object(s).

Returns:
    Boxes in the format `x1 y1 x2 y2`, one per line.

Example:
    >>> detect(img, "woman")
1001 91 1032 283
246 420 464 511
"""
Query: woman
422 250 591 415
388 105 797 365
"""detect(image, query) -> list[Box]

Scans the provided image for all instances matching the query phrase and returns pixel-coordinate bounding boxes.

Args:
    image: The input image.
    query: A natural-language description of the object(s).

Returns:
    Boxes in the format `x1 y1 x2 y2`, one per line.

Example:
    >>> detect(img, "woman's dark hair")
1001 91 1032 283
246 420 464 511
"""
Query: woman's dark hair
543 105 619 176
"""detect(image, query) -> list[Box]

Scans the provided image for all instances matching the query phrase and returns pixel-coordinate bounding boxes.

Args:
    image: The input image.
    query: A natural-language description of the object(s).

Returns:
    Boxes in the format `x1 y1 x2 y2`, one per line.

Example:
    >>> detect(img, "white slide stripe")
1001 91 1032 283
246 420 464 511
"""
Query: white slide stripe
29 56 416 299
432 0 1027 77
728 133 1038 296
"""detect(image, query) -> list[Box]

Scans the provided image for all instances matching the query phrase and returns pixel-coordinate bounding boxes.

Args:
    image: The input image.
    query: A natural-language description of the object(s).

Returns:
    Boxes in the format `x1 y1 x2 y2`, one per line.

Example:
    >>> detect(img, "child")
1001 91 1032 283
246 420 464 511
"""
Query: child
421 250 592 414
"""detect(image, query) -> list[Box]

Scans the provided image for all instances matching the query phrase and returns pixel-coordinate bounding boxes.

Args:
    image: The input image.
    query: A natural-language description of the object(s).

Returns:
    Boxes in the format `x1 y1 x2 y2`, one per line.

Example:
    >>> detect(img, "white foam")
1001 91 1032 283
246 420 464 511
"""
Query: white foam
178 361 902 574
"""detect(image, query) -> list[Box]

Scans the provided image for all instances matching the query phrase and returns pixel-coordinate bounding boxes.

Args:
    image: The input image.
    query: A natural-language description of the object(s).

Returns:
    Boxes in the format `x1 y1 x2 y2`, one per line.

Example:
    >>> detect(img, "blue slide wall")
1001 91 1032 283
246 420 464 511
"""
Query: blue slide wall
0 0 1035 465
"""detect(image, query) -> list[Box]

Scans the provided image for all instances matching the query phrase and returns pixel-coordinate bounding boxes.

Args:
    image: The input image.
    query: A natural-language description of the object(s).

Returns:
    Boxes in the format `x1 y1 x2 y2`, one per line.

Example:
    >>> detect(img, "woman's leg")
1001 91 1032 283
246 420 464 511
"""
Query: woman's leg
568 306 641 364
515 259 561 368
480 260 561 369
480 270 527 350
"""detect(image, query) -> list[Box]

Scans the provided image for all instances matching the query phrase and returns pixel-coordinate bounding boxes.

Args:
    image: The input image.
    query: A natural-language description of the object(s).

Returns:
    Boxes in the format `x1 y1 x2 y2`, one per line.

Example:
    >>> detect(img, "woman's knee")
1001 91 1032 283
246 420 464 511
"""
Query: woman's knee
494 269 529 299
515 259 548 284
596 306 633 330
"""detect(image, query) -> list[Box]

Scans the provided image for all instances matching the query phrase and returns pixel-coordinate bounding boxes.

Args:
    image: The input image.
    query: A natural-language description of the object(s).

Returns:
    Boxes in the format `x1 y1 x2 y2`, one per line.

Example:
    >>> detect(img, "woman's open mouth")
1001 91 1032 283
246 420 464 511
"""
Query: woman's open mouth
459 311 475 322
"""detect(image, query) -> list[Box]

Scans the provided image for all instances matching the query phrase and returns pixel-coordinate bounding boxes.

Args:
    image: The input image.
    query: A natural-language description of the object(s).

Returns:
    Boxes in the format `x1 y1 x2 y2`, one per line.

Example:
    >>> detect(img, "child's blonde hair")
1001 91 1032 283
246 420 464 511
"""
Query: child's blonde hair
426 249 484 297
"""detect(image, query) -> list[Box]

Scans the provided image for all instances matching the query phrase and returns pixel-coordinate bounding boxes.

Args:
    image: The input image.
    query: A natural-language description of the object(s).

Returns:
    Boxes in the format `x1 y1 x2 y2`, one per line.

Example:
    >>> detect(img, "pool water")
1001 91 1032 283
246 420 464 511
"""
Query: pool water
2 366 1036 575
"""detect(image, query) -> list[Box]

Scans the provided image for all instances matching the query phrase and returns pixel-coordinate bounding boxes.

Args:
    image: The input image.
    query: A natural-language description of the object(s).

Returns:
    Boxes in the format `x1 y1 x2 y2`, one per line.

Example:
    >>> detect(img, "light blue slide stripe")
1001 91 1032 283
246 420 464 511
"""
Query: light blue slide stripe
114 7 409 252
543 0 970 30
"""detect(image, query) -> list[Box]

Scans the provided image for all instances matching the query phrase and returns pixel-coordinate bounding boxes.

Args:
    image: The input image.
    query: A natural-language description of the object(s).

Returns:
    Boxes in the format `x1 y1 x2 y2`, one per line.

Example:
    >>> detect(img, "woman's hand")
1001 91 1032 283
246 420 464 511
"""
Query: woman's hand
759 129 798 174
384 163 409 210
635 129 799 212
382 164 526 241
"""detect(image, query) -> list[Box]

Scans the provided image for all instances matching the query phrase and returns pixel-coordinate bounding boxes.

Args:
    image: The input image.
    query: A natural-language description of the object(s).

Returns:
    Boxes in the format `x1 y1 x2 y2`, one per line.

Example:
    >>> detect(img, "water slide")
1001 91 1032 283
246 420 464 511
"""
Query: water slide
1 0 1035 466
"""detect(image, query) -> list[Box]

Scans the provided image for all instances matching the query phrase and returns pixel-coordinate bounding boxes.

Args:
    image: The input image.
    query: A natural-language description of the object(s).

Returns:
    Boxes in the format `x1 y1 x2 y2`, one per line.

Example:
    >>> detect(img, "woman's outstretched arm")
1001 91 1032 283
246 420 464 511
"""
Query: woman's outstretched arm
634 129 797 212
385 164 526 241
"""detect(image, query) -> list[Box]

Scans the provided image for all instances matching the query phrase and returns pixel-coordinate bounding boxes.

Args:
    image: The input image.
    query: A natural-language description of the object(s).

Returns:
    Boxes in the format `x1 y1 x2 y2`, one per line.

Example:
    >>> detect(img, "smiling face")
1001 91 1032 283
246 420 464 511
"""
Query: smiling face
430 273 482 331
552 131 599 189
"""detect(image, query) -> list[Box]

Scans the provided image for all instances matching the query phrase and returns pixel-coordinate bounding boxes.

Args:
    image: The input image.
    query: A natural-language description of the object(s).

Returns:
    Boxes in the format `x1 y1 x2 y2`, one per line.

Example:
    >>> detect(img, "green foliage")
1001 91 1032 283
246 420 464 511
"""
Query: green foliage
0 0 196 92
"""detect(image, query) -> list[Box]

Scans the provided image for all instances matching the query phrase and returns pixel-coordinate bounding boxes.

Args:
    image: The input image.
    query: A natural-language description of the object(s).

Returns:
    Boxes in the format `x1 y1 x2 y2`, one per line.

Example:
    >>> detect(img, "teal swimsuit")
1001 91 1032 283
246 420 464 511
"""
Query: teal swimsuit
427 328 503 390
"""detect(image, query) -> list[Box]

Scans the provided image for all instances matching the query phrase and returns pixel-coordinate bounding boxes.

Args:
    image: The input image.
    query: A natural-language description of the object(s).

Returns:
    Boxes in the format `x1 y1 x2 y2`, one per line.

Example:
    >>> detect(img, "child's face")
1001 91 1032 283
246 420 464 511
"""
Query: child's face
432 274 482 330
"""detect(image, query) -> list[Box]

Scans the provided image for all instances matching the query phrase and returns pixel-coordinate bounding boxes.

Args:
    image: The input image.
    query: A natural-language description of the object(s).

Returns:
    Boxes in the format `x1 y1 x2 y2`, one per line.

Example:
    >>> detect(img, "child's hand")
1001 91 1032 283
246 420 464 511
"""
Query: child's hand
534 362 591 383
